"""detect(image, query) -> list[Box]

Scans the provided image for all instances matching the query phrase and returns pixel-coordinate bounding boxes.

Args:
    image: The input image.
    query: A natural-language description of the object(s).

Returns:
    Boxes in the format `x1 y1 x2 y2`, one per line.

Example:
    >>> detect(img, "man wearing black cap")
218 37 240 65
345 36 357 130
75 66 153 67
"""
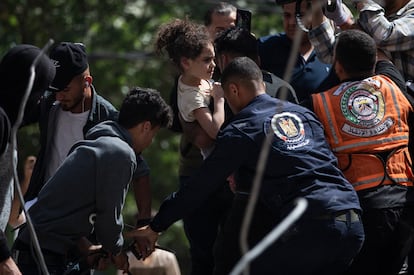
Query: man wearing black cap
13 87 173 274
22 42 153 230
0 44 55 274
22 42 118 210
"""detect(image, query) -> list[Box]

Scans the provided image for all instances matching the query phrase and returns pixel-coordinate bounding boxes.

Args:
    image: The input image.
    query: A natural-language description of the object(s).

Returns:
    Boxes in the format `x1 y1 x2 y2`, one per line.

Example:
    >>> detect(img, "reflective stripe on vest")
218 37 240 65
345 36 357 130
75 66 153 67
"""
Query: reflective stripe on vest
312 75 414 191
335 147 413 191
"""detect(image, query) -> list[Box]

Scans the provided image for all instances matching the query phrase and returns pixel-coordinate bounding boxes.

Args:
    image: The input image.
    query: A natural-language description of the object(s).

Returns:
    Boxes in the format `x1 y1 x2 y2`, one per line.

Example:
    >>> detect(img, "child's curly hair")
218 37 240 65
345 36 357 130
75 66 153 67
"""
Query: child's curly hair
155 18 211 71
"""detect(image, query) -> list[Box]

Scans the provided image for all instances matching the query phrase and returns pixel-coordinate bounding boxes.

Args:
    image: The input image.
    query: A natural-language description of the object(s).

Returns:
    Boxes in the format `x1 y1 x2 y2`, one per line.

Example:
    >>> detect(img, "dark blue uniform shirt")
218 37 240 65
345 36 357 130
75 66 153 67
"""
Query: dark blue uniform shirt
151 94 361 232
258 33 332 102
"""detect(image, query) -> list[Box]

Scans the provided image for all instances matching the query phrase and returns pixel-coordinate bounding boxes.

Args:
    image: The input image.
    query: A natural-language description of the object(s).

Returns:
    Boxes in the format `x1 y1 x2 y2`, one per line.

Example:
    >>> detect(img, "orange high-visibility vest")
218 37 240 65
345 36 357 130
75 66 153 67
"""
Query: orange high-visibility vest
312 75 414 191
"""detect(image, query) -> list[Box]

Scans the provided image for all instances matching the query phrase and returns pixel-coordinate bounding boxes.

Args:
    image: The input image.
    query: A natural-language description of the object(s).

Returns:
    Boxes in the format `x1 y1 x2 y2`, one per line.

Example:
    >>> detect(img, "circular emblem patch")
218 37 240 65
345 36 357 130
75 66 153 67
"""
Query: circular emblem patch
340 82 385 128
271 112 307 150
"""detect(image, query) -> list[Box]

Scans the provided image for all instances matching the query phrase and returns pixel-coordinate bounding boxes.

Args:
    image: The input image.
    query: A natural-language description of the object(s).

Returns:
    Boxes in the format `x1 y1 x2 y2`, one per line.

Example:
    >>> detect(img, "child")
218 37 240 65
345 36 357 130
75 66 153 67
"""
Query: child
155 19 225 158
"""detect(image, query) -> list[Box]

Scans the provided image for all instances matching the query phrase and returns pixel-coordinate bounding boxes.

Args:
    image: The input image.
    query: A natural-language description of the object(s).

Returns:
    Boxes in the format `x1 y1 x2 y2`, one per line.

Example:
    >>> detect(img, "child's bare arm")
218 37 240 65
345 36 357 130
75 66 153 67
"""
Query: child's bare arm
179 115 214 149
193 107 222 139
193 82 225 139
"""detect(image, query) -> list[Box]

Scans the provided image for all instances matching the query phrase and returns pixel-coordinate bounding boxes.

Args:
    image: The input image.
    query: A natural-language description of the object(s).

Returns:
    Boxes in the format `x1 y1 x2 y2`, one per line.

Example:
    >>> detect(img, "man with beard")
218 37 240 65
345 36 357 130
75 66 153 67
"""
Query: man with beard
22 42 152 227
22 42 119 209
18 42 152 272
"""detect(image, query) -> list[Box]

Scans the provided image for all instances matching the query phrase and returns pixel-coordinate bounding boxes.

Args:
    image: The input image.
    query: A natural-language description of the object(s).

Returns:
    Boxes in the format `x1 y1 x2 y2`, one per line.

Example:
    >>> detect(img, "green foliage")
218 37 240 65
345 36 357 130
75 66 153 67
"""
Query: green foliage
1 1 283 274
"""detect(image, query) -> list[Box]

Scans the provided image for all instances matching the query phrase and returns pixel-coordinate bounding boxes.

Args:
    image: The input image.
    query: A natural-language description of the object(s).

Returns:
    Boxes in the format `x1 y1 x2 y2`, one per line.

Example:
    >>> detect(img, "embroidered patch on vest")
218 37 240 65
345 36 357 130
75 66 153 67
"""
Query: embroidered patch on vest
340 82 391 137
271 112 308 150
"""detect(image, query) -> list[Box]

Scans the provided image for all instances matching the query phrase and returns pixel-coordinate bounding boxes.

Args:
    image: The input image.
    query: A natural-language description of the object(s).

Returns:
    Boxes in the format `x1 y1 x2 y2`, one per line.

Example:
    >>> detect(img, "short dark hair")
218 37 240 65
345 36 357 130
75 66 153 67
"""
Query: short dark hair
335 29 376 75
118 87 172 130
221 56 263 87
204 2 237 27
214 27 258 60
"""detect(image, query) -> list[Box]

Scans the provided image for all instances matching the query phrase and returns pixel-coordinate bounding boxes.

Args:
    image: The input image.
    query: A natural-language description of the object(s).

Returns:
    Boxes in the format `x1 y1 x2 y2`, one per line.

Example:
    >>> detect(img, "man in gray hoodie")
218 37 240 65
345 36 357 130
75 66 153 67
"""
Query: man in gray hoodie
13 87 172 274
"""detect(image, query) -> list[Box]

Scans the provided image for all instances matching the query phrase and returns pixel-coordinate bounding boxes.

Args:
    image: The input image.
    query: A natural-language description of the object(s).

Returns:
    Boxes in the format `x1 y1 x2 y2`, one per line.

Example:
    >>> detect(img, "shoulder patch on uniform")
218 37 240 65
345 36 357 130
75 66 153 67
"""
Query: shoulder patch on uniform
340 81 392 137
271 112 309 150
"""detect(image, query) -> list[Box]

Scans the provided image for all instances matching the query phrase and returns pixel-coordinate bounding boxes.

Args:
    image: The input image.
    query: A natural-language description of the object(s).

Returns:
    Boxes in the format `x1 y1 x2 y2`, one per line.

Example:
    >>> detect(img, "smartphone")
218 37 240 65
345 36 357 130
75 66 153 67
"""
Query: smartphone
236 9 252 33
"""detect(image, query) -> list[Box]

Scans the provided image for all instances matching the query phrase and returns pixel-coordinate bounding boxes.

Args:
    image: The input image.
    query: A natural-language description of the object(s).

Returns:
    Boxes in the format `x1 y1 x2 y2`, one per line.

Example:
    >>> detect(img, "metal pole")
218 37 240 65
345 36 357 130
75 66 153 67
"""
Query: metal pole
11 39 54 275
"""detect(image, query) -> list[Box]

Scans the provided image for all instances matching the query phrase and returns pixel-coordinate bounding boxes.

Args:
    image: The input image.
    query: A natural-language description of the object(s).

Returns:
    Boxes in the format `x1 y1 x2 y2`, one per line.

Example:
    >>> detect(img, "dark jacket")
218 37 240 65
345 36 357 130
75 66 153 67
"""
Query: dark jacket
258 33 332 102
24 85 118 202
150 94 361 232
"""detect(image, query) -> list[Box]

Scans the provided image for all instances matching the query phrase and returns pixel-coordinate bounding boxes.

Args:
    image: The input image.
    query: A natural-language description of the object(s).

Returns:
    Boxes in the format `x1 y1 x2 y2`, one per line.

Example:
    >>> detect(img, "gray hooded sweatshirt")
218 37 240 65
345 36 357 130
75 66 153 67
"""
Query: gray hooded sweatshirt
17 120 137 255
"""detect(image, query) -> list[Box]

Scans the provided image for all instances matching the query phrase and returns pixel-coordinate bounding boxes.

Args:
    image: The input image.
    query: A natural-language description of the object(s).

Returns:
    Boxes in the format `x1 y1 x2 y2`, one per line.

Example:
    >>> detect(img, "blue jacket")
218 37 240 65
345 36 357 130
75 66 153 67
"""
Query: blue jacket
17 121 136 255
151 94 361 232
24 86 119 202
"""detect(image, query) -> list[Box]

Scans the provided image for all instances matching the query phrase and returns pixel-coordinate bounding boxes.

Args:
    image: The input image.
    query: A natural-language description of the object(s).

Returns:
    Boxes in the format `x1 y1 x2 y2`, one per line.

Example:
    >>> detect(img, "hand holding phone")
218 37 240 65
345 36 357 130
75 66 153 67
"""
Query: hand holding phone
236 9 252 33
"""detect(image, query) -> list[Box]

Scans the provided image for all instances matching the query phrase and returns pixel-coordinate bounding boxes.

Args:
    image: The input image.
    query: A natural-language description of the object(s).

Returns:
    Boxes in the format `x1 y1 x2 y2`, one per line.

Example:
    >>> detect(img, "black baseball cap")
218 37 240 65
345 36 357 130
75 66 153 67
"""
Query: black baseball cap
49 42 88 92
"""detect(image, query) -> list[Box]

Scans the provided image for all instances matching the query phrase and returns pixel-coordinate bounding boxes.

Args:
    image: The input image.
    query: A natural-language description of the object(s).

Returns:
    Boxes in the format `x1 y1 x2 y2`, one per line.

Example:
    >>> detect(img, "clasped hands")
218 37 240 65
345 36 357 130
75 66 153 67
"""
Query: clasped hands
77 237 129 273
124 225 159 260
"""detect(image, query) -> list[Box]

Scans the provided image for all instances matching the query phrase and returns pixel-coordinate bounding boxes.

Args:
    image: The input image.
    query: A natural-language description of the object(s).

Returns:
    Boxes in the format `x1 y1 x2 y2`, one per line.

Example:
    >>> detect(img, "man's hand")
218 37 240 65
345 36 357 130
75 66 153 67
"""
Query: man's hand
227 173 236 193
351 0 369 11
211 82 224 101
86 245 111 270
323 0 351 26
0 257 22 275
76 237 111 270
124 226 159 260
111 251 129 273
